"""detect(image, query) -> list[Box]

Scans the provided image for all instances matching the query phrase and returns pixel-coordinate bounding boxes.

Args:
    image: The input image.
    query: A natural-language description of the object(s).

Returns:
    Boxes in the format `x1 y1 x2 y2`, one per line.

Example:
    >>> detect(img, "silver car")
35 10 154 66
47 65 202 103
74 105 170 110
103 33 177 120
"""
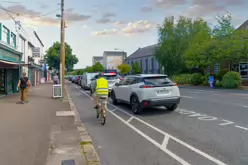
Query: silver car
81 72 99 90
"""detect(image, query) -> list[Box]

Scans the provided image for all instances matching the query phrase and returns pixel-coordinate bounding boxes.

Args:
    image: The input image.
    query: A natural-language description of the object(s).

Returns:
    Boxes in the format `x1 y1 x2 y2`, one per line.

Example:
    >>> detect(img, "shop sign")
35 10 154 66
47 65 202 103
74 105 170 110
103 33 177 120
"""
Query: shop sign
32 47 40 57
0 48 20 63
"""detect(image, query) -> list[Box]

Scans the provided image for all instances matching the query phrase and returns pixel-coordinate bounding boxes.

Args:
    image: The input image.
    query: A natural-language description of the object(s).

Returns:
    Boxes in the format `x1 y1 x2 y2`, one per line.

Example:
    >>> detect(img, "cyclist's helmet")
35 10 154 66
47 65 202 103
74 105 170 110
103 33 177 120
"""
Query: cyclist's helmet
98 72 104 78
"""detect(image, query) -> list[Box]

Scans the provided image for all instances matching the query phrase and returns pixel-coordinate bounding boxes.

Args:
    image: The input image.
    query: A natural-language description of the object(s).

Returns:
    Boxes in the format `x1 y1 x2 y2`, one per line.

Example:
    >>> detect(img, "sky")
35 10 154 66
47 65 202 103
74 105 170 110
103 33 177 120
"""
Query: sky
0 0 247 69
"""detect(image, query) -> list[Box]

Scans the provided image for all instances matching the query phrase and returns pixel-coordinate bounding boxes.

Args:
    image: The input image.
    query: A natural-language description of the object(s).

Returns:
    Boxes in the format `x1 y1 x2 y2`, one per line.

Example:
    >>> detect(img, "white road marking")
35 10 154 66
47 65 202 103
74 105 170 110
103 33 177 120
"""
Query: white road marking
161 136 169 149
110 109 117 112
219 120 235 126
243 105 248 108
72 84 228 165
181 96 193 99
56 111 75 117
127 116 134 123
235 125 248 131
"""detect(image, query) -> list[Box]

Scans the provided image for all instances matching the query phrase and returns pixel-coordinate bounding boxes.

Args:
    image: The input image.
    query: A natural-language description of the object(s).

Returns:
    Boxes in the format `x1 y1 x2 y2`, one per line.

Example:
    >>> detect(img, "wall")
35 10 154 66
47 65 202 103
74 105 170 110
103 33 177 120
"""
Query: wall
126 55 160 74
106 55 123 69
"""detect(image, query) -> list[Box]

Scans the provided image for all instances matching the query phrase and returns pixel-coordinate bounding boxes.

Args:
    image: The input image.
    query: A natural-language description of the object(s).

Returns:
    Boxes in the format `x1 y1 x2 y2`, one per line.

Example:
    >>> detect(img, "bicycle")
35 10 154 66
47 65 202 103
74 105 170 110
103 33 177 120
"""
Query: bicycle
96 96 107 125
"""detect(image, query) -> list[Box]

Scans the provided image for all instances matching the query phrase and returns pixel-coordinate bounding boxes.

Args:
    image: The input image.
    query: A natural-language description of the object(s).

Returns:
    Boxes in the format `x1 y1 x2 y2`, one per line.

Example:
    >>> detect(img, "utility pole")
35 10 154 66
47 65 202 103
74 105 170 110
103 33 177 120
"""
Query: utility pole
60 0 65 97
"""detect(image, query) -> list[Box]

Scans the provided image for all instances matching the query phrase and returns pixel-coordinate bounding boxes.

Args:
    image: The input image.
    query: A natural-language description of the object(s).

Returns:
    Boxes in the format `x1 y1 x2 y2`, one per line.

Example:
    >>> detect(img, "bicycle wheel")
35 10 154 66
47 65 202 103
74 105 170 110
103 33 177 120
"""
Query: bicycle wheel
100 110 106 125
96 108 99 119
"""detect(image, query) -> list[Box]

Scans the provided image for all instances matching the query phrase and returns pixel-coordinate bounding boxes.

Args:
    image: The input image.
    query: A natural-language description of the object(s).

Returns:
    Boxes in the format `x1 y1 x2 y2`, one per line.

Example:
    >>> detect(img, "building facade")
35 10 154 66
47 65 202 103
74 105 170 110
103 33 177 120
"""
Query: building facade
103 51 127 70
126 44 160 74
92 56 103 65
0 23 22 95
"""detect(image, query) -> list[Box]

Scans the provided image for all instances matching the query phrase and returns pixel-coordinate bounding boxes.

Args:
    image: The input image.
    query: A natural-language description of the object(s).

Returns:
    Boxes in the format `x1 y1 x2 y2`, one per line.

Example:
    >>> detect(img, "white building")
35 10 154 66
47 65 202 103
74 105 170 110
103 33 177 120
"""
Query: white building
102 51 127 70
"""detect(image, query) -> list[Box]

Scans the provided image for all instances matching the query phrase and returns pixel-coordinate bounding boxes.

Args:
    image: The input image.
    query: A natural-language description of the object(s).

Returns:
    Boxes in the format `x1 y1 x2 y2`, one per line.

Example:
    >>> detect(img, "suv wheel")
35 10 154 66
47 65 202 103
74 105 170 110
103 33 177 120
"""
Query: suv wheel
166 104 178 111
130 96 142 114
111 91 118 105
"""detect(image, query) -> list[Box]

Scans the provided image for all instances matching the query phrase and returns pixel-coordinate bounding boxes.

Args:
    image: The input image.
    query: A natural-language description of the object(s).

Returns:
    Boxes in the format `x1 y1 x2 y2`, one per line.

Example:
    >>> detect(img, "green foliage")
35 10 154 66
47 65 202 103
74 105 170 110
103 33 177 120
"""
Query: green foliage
155 16 211 76
213 13 235 37
216 81 222 87
118 63 131 74
172 74 192 85
191 73 202 85
92 62 104 72
216 69 229 80
85 67 93 73
44 41 78 72
222 71 242 88
132 62 142 74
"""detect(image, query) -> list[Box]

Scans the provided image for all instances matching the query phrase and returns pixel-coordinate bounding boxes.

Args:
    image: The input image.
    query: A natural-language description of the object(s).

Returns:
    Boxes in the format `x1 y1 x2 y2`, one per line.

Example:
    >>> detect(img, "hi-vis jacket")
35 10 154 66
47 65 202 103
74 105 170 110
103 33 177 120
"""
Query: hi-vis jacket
96 77 109 96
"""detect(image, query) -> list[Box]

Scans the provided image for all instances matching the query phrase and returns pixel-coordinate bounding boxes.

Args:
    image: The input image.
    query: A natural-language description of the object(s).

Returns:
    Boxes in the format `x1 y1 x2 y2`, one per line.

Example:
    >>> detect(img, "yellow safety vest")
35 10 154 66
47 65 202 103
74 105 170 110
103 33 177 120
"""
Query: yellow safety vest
96 77 109 96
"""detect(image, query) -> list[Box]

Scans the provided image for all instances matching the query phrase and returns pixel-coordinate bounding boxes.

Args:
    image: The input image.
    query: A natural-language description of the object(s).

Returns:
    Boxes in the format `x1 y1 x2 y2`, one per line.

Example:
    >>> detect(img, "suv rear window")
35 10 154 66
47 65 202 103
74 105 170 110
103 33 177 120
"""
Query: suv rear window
144 76 173 85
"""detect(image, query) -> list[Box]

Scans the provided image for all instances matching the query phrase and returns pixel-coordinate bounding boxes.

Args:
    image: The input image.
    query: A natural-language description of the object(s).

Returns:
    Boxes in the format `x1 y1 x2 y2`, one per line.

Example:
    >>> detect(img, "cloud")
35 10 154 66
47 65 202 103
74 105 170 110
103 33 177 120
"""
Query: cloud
92 20 156 36
0 5 90 27
184 0 245 17
96 12 116 24
122 20 155 34
155 0 186 8
141 5 152 12
91 29 118 36
113 21 125 26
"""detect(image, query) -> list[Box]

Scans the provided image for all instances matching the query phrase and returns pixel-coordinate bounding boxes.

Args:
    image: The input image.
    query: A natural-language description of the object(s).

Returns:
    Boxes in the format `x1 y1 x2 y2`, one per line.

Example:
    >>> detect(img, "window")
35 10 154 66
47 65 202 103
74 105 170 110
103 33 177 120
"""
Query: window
10 33 16 47
20 38 25 53
151 58 154 71
119 77 136 85
145 59 148 73
2 27 9 43
143 76 173 86
239 62 248 78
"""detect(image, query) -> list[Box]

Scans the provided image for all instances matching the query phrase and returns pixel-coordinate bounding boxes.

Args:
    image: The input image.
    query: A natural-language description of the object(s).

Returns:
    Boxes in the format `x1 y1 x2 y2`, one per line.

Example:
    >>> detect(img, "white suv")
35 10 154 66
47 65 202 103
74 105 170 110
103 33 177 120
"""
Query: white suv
111 74 180 114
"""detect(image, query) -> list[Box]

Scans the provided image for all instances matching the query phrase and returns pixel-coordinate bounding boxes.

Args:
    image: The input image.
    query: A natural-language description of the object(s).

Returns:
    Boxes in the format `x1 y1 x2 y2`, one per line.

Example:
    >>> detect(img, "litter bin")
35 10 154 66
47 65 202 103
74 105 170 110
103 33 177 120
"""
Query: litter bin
53 84 62 98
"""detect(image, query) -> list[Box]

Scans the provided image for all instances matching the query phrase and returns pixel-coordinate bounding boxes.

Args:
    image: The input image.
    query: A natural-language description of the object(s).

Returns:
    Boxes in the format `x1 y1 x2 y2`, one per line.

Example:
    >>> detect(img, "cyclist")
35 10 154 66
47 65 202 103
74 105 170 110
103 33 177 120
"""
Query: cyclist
93 73 109 114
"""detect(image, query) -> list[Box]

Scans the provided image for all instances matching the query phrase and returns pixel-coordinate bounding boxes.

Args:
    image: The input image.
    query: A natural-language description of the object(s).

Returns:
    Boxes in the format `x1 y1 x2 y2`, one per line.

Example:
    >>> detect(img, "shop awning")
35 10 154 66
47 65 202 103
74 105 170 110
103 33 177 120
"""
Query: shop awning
18 63 43 70
0 59 21 65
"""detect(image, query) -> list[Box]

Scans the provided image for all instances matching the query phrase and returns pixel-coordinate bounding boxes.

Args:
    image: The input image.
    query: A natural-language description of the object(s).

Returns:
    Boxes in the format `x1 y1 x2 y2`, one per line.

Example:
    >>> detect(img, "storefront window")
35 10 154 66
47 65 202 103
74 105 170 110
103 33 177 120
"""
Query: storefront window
239 62 248 78
0 69 5 94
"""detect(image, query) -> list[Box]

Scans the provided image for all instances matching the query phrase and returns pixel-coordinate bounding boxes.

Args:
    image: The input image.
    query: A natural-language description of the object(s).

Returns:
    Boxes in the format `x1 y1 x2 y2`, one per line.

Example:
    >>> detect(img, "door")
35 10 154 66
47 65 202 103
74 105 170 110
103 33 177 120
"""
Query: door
114 77 128 100
121 77 137 102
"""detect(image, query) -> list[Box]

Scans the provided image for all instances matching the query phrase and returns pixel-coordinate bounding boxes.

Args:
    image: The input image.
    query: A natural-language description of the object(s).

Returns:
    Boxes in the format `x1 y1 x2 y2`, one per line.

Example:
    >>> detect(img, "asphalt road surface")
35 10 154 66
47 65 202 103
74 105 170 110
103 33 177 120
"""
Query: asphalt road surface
67 83 248 165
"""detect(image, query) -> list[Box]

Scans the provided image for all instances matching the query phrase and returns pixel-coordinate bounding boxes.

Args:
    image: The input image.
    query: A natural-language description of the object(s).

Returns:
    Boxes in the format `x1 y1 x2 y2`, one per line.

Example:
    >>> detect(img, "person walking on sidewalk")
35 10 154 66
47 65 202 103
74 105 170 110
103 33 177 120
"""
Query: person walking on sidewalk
53 74 59 84
18 72 31 104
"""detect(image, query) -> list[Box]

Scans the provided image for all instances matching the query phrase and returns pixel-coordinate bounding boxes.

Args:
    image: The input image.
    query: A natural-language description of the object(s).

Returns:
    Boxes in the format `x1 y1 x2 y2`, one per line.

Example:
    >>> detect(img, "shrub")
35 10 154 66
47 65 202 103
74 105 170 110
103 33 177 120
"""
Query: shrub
171 74 191 84
216 69 229 81
191 73 202 85
222 71 242 88
216 81 222 87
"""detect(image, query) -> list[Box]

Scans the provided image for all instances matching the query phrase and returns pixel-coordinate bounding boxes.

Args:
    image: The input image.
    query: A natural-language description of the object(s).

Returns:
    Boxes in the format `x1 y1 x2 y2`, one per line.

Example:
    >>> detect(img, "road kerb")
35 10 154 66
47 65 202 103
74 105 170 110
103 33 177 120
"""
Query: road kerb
65 86 101 165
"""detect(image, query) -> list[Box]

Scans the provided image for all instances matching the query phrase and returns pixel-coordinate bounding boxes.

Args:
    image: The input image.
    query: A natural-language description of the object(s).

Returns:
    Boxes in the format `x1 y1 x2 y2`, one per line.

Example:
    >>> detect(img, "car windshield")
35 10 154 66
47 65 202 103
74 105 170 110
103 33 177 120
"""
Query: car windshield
144 76 173 85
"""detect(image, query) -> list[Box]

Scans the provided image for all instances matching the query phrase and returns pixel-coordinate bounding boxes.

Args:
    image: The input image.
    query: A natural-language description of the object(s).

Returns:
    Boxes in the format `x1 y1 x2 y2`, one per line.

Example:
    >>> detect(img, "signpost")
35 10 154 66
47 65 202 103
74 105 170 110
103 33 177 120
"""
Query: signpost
32 47 40 58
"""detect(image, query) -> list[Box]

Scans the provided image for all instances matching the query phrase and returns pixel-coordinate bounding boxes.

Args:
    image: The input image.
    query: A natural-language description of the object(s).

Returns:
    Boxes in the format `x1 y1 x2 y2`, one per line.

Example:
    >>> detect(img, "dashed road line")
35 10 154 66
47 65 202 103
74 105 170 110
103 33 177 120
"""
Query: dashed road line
72 84 228 165
127 116 134 123
235 125 248 131
243 105 248 108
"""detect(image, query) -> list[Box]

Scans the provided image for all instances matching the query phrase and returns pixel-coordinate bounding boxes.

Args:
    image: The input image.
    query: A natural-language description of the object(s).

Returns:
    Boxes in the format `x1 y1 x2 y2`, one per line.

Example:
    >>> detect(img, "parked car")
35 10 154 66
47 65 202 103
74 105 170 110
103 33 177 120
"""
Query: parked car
89 71 122 95
77 76 82 85
111 74 180 114
72 76 78 83
81 72 99 90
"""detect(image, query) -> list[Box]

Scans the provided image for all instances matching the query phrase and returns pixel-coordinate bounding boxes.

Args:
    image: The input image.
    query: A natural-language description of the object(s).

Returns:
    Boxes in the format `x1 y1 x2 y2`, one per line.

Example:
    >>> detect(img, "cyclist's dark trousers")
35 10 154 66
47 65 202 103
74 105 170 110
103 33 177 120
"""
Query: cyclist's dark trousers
54 81 58 84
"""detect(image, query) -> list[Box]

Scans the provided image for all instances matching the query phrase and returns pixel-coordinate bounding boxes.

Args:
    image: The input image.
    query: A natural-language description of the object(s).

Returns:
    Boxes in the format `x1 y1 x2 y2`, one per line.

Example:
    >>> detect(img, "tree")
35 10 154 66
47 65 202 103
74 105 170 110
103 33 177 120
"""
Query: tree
92 62 104 72
155 16 209 76
45 41 78 72
117 63 131 74
85 66 93 73
132 62 142 74
213 13 235 37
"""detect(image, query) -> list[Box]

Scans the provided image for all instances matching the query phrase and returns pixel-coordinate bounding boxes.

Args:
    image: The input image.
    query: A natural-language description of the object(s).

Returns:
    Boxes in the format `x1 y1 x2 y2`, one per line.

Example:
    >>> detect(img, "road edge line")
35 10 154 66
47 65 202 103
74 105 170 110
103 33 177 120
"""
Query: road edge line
65 85 101 165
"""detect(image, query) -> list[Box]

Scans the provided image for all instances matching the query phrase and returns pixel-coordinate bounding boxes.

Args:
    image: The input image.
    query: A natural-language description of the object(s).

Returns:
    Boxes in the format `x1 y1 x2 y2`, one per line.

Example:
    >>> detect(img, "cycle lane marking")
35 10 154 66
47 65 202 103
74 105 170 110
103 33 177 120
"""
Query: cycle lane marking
72 84 228 165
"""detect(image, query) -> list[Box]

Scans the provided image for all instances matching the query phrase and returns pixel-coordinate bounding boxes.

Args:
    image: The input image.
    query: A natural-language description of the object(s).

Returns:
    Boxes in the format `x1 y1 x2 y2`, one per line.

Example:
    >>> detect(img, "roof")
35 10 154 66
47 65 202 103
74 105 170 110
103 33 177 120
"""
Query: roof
28 41 35 48
33 31 44 47
126 44 158 60
103 51 127 56
236 20 248 30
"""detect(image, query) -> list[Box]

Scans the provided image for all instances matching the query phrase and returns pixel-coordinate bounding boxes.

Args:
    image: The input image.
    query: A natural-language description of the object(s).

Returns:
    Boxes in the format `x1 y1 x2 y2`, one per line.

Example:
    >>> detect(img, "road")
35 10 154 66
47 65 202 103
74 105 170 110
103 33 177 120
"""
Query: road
67 83 248 165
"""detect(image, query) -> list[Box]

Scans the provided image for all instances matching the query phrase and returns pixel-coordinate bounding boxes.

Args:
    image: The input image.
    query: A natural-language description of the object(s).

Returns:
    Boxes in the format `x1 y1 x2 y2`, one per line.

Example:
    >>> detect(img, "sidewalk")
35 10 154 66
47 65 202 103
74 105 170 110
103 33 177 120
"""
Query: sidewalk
0 82 86 165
